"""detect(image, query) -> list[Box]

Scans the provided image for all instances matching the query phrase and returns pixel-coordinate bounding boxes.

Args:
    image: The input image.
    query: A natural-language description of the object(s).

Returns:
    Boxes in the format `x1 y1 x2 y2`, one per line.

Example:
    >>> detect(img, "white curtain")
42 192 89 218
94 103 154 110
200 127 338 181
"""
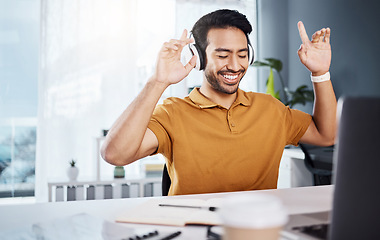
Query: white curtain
36 0 256 202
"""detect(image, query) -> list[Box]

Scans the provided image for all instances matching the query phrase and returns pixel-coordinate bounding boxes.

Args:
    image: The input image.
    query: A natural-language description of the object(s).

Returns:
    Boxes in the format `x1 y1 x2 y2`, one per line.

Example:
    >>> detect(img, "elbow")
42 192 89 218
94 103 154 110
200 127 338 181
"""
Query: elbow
101 142 130 166
304 130 336 147
325 136 336 146
321 133 336 147
100 143 116 165
326 127 337 146
317 123 338 147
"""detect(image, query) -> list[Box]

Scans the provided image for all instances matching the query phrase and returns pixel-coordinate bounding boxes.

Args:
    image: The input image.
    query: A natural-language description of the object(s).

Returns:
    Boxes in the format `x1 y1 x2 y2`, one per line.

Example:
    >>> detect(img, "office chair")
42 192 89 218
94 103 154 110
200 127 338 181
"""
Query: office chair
162 164 171 196
299 143 333 186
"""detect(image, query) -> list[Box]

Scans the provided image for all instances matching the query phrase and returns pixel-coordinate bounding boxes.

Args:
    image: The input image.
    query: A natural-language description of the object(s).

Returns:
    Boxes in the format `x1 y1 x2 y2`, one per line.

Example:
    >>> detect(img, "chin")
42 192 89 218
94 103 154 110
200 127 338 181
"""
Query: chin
218 82 240 94
224 87 239 94
205 70 242 95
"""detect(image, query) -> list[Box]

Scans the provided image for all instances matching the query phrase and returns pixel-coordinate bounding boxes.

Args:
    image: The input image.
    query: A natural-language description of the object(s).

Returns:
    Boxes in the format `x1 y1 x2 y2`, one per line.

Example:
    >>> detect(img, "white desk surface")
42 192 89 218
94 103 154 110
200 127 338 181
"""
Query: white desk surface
0 185 333 239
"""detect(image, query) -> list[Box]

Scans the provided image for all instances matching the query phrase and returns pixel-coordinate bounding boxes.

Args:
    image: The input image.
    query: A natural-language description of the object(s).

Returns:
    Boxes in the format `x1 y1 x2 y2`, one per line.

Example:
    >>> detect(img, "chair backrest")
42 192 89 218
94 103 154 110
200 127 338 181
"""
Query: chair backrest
162 164 171 196
299 143 333 186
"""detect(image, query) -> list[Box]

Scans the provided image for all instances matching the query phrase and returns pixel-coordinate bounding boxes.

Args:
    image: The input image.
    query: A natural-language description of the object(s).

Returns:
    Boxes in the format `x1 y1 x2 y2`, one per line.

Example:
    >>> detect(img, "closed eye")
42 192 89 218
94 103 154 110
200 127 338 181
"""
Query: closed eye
217 55 228 59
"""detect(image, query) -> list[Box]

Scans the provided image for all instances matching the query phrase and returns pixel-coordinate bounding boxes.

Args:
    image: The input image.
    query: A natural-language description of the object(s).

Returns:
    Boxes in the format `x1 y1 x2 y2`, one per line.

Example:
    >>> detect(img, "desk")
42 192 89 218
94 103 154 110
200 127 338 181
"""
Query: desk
0 185 333 239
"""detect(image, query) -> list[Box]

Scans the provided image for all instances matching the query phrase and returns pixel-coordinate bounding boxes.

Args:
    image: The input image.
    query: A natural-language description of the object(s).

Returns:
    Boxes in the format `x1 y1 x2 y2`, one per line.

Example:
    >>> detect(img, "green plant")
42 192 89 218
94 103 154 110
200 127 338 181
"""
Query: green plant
69 159 76 167
253 58 314 108
286 85 314 108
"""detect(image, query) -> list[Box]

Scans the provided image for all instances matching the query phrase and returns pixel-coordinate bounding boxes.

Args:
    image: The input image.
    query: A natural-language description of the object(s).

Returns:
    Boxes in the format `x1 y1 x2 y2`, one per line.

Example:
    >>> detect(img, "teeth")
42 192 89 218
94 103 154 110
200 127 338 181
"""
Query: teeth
223 74 238 80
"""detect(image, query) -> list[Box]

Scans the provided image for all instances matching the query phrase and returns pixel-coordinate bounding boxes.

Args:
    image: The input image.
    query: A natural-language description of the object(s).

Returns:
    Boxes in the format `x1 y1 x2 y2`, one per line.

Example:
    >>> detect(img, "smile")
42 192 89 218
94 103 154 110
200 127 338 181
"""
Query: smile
222 74 238 80
219 72 241 84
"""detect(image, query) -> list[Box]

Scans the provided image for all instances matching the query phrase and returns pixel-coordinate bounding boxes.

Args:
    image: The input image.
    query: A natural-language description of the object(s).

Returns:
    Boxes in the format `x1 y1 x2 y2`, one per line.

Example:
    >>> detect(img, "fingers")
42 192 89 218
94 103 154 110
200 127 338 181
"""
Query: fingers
180 29 188 41
299 21 331 44
298 21 310 44
325 28 331 43
311 27 331 43
297 44 307 64
162 39 188 52
311 30 319 43
311 29 324 43
179 29 194 45
162 41 180 52
184 55 197 73
319 29 326 42
162 29 193 52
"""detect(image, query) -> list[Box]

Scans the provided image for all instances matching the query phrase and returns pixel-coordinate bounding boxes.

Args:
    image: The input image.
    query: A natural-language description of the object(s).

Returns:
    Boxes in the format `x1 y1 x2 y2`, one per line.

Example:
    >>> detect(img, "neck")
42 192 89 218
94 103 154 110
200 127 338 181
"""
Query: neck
199 81 238 109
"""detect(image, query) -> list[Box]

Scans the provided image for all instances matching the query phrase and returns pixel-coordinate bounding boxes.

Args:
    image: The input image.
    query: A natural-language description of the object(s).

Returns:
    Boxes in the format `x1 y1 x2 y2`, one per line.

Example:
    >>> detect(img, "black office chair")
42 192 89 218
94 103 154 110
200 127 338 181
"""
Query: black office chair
299 143 334 186
162 164 171 196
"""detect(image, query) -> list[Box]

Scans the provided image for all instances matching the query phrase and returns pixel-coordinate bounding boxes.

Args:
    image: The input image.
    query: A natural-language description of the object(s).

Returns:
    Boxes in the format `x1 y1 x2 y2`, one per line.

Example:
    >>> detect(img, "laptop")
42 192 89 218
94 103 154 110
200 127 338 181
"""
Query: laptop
283 96 380 240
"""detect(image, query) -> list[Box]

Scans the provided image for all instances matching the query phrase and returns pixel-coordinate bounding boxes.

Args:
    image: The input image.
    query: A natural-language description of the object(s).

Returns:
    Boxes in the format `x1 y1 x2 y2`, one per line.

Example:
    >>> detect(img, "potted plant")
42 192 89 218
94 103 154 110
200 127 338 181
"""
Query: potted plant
253 58 314 108
67 159 79 181
114 166 125 178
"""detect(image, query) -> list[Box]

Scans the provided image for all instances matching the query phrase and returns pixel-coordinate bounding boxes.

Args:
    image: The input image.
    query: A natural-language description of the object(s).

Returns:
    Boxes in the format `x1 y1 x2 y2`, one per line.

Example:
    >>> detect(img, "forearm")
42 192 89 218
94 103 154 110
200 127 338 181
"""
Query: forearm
311 80 337 145
101 77 168 165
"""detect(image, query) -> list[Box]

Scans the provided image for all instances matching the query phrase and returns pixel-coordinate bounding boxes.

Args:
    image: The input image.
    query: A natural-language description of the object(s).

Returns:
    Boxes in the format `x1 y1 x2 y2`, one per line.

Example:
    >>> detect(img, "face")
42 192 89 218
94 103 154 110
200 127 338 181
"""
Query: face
204 27 249 95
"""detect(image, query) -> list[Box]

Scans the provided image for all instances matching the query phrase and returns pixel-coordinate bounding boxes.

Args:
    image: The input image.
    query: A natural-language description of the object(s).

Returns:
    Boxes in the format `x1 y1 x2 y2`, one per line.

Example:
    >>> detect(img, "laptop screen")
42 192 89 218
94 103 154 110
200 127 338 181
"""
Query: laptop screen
329 96 380 239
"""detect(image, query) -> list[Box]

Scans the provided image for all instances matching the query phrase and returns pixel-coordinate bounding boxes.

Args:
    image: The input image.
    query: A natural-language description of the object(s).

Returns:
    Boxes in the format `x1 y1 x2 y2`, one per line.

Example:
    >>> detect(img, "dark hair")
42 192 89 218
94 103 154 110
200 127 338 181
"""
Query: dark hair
191 9 252 63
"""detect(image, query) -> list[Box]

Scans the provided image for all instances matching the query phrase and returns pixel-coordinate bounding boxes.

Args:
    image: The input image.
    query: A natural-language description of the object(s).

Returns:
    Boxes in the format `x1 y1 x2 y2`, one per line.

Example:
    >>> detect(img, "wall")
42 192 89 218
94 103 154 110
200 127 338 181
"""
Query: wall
258 0 380 113
256 0 289 96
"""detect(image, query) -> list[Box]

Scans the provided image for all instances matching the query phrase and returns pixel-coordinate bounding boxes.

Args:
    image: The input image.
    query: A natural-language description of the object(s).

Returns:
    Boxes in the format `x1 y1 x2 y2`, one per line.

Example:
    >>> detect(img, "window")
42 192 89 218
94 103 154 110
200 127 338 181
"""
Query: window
0 119 36 197
0 0 40 199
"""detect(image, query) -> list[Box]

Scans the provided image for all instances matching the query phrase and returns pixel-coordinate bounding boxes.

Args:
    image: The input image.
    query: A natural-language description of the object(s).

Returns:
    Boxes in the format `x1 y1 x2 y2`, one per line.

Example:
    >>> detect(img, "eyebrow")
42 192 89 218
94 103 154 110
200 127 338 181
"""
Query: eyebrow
214 48 249 53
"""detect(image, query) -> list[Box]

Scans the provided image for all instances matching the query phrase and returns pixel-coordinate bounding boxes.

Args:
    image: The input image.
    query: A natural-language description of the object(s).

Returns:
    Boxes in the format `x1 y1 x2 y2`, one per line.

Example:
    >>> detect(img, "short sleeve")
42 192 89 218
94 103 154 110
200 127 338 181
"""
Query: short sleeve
147 104 173 161
284 107 312 146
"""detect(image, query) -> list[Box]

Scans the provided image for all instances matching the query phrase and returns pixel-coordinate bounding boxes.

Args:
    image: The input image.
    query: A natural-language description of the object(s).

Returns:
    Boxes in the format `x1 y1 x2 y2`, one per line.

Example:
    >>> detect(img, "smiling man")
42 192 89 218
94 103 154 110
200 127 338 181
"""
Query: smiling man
101 9 337 195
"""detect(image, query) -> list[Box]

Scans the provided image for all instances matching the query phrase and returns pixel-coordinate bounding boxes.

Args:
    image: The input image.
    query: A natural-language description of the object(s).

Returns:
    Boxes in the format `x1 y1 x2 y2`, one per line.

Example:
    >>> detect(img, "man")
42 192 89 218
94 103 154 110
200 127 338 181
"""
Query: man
101 10 336 195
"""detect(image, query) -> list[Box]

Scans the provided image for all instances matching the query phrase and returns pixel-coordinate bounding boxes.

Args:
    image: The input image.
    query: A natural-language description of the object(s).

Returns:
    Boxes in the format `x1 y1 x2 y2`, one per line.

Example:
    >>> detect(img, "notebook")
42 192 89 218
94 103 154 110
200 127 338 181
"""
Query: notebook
116 197 223 226
283 96 380 240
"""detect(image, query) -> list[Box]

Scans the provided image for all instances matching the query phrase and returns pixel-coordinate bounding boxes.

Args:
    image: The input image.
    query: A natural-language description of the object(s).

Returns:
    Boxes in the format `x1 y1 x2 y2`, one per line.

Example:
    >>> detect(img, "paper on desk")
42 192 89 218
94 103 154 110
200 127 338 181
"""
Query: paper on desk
116 197 224 226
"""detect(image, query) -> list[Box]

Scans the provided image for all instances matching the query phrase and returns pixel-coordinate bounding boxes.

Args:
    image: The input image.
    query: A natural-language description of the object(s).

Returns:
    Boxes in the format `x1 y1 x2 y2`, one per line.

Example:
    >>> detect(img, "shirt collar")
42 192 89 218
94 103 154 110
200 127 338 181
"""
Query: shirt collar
188 88 251 109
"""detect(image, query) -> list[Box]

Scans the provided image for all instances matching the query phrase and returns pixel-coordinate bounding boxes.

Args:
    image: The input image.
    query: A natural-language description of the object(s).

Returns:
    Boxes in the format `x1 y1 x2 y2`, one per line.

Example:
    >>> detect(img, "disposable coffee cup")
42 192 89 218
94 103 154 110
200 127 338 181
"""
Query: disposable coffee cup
219 193 288 240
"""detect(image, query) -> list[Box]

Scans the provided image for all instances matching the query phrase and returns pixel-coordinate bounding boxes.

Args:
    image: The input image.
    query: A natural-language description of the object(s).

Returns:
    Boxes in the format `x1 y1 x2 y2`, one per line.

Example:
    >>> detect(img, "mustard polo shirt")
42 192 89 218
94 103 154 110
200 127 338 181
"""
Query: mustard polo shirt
148 88 312 195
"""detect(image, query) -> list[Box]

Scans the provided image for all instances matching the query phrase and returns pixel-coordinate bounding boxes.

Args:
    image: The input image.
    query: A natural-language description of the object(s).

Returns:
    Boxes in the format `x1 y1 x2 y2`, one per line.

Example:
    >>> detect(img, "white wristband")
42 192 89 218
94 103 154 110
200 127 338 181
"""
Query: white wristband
311 71 330 83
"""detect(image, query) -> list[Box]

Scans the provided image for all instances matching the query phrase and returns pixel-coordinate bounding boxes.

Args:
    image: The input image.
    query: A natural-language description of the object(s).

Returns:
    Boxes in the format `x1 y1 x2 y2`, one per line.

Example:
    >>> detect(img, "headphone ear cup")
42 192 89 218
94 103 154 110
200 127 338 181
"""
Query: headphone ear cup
182 43 200 71
189 43 205 71
248 44 254 65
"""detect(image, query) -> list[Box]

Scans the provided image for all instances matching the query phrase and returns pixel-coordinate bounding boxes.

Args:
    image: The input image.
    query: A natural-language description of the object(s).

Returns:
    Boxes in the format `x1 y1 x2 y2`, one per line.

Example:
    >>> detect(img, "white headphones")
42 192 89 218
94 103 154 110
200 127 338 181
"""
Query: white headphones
181 34 255 71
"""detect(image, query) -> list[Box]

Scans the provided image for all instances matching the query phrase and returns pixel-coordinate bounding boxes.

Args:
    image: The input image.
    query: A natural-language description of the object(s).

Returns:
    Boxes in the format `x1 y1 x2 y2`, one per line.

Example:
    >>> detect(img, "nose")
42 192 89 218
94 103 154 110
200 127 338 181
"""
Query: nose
226 55 242 72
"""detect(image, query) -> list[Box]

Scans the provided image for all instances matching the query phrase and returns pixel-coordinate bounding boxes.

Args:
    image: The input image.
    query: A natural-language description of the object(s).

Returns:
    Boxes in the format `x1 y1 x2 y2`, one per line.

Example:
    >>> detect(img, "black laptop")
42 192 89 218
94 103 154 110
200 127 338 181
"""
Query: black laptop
283 96 380 240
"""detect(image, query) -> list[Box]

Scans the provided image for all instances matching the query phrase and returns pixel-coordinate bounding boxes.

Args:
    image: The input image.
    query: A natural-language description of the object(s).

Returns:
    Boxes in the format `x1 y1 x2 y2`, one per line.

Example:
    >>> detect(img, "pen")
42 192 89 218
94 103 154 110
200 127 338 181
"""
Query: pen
158 204 218 211
160 231 181 240
123 230 159 240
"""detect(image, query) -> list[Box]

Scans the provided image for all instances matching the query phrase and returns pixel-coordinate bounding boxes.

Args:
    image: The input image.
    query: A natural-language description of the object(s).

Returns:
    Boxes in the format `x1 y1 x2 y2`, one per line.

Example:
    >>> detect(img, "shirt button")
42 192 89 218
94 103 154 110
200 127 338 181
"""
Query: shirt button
231 123 235 127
